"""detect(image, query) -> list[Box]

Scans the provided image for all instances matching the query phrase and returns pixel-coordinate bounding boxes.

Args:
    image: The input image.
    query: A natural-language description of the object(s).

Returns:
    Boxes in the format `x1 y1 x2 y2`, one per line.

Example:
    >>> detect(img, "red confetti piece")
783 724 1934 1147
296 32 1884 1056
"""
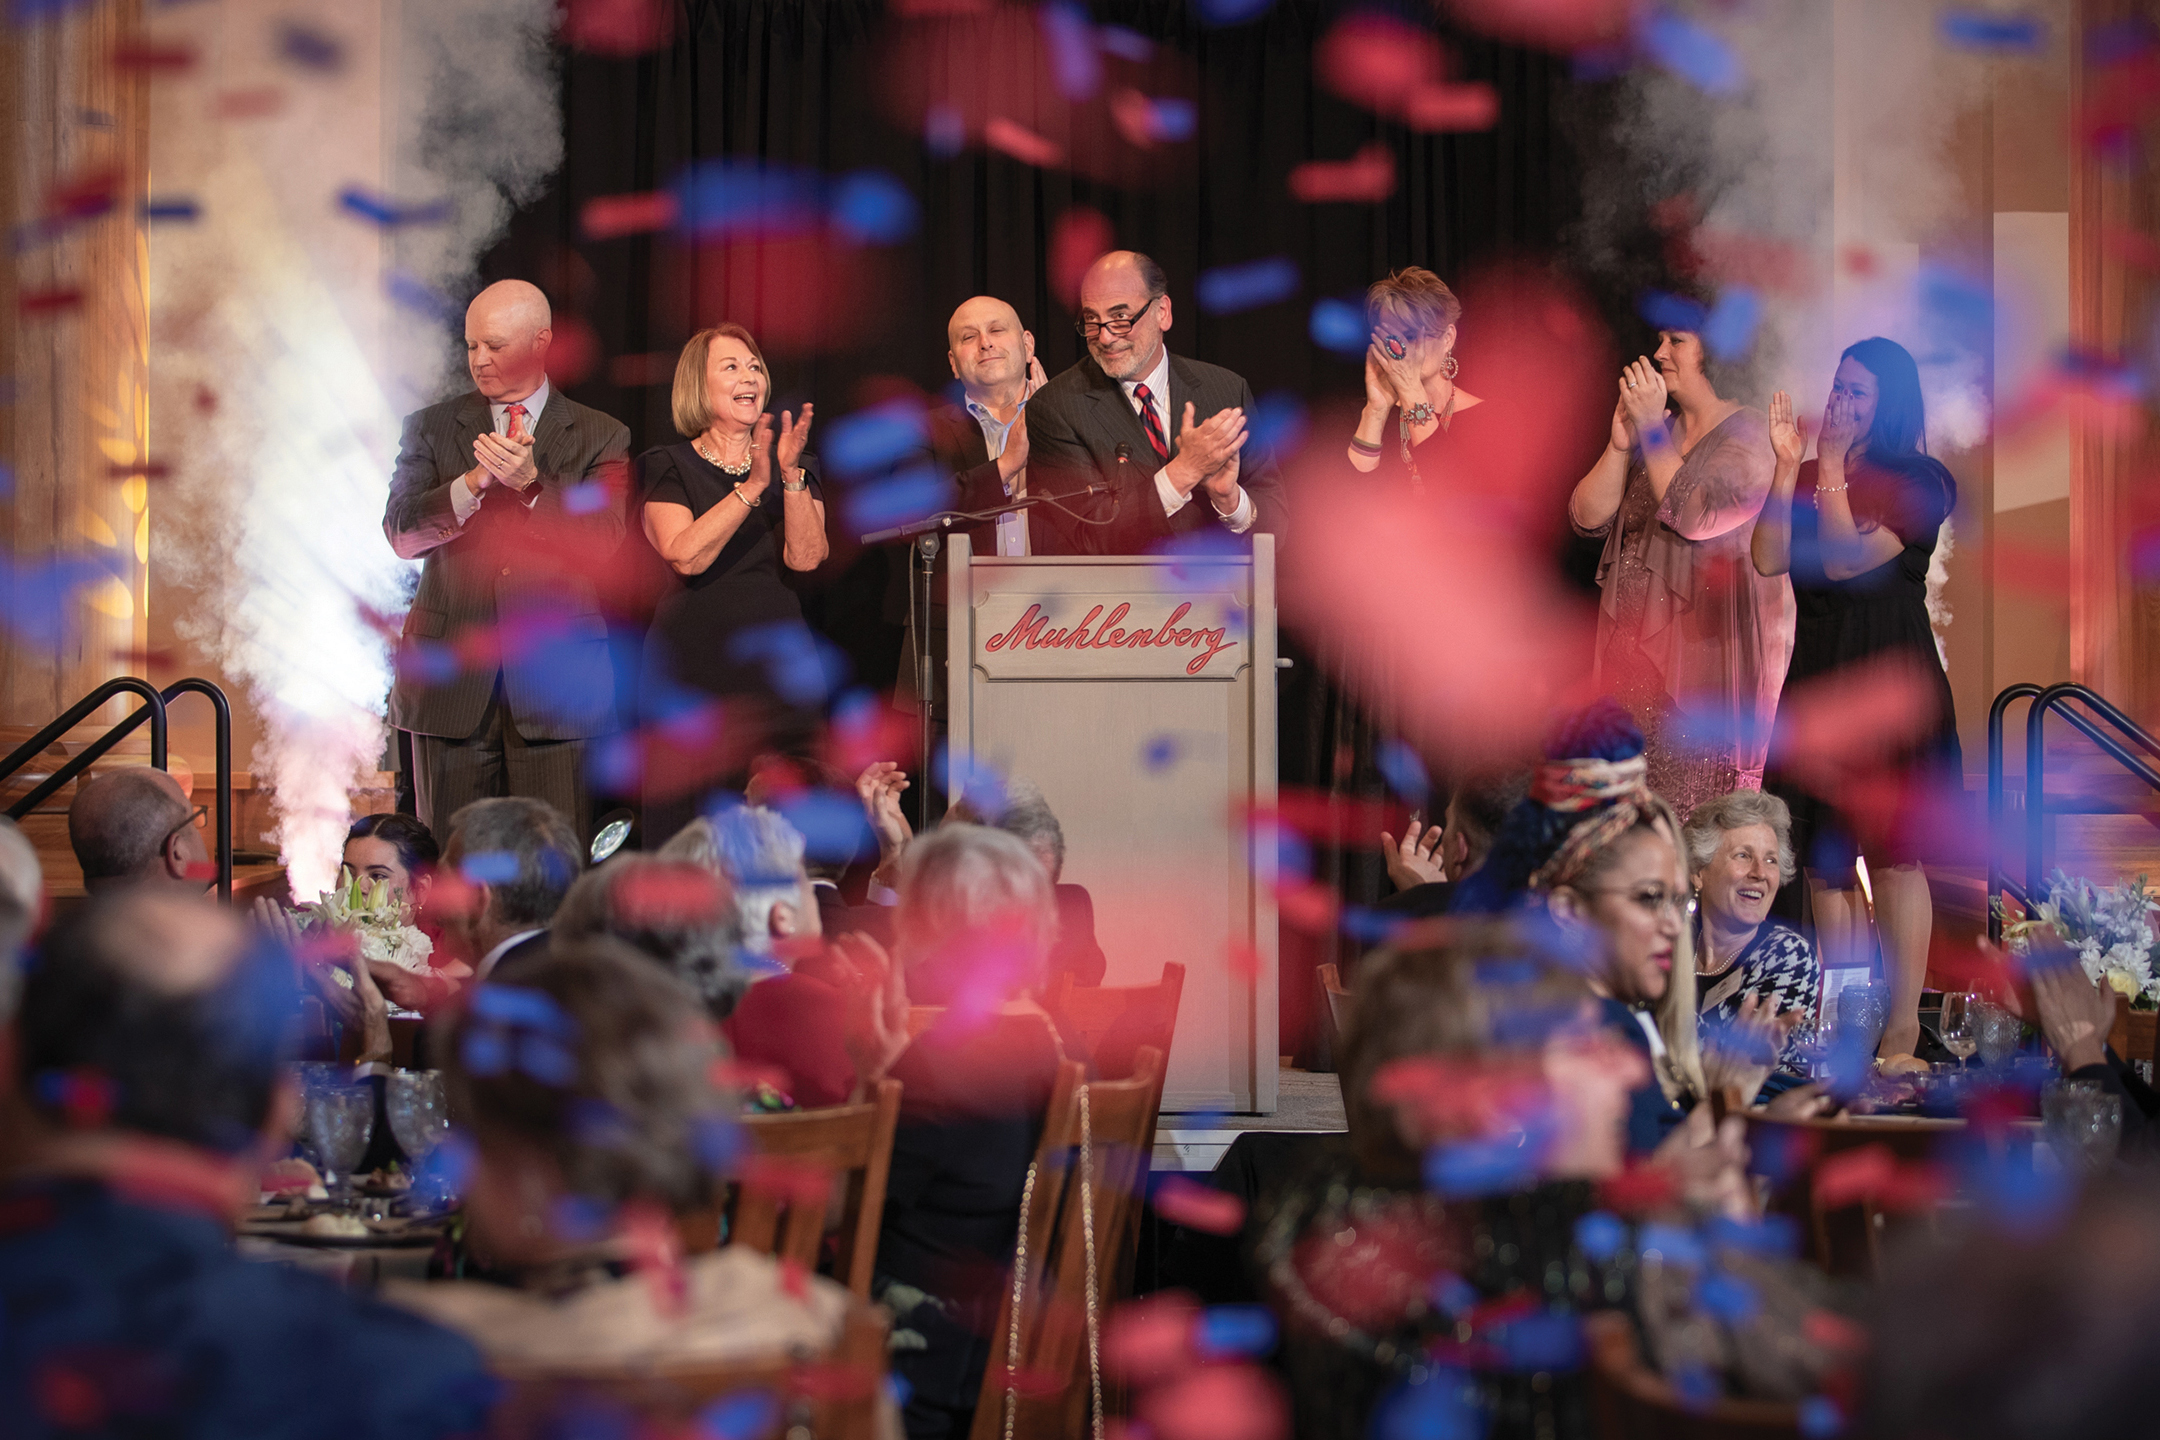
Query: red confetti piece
1138 1358 1290 1440
212 88 286 119
545 314 602 388
2102 225 2160 271
1224 941 1260 982
47 164 124 220
1288 143 1396 203
614 866 727 928
1811 1144 1945 1212
581 190 679 240
560 0 673 55
34 1363 104 1429
1443 0 1634 49
983 116 1065 168
1598 1162 1679 1215
1838 244 1880 277
1049 206 1115 311
1402 81 1500 131
105 460 171 479
19 287 84 316
1272 879 1339 934
739 1153 834 1207
791 1359 880 1403
108 40 197 72
779 1255 810 1300
1150 1176 1246 1237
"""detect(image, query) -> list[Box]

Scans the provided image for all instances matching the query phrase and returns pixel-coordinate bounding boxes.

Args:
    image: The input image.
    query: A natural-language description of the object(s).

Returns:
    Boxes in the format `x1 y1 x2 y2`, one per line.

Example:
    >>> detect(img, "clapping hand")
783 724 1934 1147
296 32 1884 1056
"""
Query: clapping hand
855 761 914 865
1380 811 1445 891
474 427 539 492
774 404 815 473
1768 391 1806 467
1649 1104 1754 1220
1618 356 1668 435
1701 993 1803 1108
2029 943 2116 1072
1170 403 1247 496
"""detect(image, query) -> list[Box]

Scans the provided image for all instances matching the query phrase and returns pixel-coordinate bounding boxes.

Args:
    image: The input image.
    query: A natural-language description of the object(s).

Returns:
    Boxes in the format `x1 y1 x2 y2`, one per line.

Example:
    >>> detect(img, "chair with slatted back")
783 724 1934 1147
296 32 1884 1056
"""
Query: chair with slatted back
680 1079 901 1299
488 1291 892 1440
1045 963 1185 1085
1584 1311 1801 1440
1743 1112 1960 1280
968 1047 1164 1440
1316 962 1352 1063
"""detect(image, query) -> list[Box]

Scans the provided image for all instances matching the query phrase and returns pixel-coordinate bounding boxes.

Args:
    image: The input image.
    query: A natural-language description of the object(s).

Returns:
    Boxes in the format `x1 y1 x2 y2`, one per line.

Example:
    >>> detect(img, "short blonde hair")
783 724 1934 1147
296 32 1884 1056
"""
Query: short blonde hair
1682 789 1798 885
1365 266 1463 341
671 324 768 437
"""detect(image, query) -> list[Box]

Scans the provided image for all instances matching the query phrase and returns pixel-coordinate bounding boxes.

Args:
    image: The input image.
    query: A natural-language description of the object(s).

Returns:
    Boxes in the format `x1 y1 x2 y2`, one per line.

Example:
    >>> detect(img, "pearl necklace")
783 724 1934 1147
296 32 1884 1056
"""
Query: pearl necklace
694 434 752 476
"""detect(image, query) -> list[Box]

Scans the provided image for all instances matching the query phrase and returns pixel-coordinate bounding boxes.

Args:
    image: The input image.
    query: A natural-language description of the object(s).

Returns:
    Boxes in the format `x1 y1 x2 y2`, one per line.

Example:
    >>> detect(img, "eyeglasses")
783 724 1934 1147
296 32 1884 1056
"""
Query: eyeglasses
1074 294 1163 340
1578 885 1686 919
165 803 207 849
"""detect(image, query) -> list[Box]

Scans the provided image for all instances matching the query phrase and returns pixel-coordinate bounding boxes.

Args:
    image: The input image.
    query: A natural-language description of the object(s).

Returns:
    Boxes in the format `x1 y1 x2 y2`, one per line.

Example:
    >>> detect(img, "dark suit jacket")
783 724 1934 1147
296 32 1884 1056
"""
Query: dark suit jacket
1023 353 1288 555
384 390 631 741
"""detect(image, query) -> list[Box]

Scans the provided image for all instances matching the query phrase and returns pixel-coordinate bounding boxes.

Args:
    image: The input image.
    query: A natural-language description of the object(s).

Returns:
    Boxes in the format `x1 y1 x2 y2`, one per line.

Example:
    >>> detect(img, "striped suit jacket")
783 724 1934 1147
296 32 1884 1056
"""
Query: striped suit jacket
1022 352 1288 555
383 390 631 741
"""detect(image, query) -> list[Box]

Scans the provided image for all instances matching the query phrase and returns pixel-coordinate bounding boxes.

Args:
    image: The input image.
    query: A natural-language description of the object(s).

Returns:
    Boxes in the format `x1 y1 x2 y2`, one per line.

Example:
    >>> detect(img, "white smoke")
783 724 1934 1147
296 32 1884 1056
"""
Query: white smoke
146 0 559 895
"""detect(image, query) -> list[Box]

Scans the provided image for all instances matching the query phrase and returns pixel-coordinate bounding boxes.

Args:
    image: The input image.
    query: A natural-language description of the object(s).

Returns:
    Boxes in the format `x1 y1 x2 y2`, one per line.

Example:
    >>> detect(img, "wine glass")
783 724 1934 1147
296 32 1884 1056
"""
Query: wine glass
305 1084 374 1207
386 1070 451 1209
1938 992 1979 1071
2042 1079 2123 1176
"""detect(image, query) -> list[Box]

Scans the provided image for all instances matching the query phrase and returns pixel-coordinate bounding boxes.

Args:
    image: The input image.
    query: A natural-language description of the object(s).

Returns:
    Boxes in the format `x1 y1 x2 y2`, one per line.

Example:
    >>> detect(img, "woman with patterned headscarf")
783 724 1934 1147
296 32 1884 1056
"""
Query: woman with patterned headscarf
1455 699 1705 1152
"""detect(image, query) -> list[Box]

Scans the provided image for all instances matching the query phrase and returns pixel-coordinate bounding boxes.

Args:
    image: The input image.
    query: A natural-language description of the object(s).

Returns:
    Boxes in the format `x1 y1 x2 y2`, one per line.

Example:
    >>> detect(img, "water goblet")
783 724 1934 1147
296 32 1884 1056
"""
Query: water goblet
386 1069 451 1208
2042 1078 2123 1176
305 1083 374 1206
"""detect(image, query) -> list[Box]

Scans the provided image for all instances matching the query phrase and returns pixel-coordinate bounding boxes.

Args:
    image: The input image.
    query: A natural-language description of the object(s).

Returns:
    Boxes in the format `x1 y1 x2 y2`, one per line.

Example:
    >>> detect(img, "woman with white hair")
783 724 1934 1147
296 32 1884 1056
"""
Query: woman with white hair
1682 789 1819 1081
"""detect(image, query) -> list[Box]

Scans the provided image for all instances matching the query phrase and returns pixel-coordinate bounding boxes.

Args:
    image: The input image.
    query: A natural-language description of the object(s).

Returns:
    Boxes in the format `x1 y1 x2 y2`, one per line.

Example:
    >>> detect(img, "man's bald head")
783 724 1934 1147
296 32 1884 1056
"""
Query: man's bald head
947 295 1033 400
1077 251 1172 382
69 769 201 892
465 279 554 403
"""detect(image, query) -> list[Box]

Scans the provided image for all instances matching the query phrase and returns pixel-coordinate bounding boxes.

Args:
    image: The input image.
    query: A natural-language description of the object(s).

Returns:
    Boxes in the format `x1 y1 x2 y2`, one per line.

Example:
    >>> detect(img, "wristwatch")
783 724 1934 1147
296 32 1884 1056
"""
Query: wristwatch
781 468 809 493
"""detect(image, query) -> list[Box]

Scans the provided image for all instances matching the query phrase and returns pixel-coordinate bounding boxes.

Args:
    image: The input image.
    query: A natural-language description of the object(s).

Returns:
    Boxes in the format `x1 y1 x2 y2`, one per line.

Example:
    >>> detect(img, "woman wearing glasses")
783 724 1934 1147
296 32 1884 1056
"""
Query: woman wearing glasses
1343 266 1487 490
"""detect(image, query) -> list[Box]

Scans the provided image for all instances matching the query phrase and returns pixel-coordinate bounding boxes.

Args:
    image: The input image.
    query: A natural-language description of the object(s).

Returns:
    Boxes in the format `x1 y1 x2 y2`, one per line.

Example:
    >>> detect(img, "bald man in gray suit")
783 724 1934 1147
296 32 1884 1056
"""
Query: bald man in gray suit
384 280 630 841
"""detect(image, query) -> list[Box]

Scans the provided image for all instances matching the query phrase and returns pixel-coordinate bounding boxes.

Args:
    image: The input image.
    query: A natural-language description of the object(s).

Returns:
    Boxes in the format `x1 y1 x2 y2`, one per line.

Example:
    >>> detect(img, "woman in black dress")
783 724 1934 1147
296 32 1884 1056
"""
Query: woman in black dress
638 324 828 842
1752 336 1959 1061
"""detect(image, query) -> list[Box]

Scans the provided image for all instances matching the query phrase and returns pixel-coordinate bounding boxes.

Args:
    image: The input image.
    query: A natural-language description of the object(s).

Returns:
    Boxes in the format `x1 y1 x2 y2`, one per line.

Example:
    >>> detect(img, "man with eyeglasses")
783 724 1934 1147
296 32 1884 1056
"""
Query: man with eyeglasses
1023 250 1287 555
66 768 212 895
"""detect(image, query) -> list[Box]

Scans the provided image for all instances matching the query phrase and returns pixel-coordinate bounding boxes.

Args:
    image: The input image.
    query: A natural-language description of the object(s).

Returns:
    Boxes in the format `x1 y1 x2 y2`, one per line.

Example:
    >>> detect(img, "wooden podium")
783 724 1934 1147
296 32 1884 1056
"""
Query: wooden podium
944 533 1280 1113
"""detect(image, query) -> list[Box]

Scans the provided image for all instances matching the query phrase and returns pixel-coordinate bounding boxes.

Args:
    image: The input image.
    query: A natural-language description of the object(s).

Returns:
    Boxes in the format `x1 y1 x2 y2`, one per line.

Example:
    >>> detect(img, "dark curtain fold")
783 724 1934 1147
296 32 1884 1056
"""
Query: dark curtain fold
485 0 1592 1060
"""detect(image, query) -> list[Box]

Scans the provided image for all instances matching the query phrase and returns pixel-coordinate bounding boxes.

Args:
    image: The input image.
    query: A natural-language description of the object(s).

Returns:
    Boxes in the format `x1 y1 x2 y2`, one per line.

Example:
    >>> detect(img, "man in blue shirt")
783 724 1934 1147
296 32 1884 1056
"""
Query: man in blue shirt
0 891 495 1439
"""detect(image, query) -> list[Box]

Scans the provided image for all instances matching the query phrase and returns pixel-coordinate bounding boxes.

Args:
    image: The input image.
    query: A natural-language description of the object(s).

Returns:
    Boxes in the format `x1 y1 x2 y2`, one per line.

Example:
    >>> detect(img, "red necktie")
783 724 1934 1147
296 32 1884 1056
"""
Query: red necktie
1131 383 1170 463
503 403 528 438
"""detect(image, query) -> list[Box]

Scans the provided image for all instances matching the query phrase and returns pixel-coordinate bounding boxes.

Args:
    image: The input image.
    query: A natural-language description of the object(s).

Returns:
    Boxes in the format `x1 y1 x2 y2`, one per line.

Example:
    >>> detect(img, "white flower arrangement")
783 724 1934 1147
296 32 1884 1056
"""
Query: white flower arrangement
2001 869 2160 1009
298 866 434 983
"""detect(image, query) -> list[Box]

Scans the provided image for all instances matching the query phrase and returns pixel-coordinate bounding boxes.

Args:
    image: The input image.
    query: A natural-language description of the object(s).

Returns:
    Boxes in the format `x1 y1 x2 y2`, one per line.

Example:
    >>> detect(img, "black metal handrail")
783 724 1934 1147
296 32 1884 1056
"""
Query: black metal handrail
2005 682 2160 924
1986 683 2043 941
0 676 234 900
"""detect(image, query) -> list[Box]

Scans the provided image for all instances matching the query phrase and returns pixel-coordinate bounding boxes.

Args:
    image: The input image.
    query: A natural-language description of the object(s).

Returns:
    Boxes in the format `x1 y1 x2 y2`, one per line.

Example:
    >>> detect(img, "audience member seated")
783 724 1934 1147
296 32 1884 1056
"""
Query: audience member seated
2028 943 2160 1156
857 764 1106 986
387 939 876 1395
1683 790 1820 1092
554 853 749 1018
345 811 441 911
852 824 1068 1440
1455 701 1797 1153
1263 918 1818 1440
66 767 208 895
1375 766 1531 921
744 751 870 930
0 891 493 1438
434 796 583 985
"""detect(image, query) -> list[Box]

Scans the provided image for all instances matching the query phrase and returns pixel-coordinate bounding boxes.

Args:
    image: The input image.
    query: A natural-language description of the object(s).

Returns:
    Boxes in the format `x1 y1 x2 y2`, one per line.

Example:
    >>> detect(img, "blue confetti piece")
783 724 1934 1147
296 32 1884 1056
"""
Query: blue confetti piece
460 1028 509 1077
1197 1304 1277 1359
422 1128 477 1194
1310 297 1367 355
702 1389 781 1440
1247 390 1308 459
1639 1221 1706 1268
276 20 345 72
825 398 930 478
1148 97 1198 142
886 1373 913 1410
140 197 199 222
1141 734 1179 770
518 1034 580 1087
1574 1210 1627 1262
1918 262 1994 338
1375 739 1430 804
568 1097 631 1148
385 269 457 320
934 751 1008 815
1194 0 1274 23
1248 818 1310 880
1702 286 1761 360
0 552 116 652
1573 41 1634 81
1492 1313 1584 1373
692 1115 745 1172
1940 10 2046 53
1706 1213 1800 1258
830 170 919 245
562 480 609 515
847 466 948 531
0 463 13 498
460 849 521 885
1370 1368 1481 1440
775 788 873 863
1425 1134 1542 1198
925 104 967 159
1670 1362 1721 1411
338 185 451 228
1430 1270 1479 1318
1039 2 1100 100
1640 12 1745 95
726 622 849 707
1198 255 1299 315
1798 1395 1845 1438
585 732 641 793
470 984 579 1038
1693 1270 1759 1323
1098 26 1153 61
671 159 826 239
1640 289 1709 335
1338 905 1398 945
549 1194 612 1243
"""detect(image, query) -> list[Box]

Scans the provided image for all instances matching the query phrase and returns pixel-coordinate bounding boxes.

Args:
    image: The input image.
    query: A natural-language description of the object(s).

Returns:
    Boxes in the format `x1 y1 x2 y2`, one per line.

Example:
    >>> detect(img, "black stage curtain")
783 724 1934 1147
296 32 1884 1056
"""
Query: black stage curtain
484 0 1598 1060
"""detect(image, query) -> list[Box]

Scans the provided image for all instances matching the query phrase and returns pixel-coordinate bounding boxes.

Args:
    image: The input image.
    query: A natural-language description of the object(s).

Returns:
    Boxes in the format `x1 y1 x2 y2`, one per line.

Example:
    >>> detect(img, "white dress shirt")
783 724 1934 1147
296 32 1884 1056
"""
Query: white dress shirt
964 394 1031 556
1120 350 1255 533
450 378 552 526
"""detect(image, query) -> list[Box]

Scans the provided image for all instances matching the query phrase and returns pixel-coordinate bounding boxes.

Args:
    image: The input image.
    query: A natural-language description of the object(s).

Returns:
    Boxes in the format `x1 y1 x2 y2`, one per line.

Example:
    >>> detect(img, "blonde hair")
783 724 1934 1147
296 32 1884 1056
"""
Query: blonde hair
671 324 768 437
1364 266 1463 341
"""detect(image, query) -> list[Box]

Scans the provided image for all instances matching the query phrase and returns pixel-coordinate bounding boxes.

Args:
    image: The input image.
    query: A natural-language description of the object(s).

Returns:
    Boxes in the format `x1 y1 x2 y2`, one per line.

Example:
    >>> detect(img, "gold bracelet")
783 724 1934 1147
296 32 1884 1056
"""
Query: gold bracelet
732 486 755 510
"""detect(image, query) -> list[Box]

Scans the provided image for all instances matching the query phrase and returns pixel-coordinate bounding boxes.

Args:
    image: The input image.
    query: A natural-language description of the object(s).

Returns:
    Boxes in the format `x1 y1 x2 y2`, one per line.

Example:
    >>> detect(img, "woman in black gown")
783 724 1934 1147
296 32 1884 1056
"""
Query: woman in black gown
1752 336 1959 1061
638 324 828 843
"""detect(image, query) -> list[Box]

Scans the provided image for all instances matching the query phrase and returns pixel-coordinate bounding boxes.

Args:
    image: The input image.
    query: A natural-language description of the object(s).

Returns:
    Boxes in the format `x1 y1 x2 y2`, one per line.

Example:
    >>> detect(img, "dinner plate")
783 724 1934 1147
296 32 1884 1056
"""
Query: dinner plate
237 1217 446 1249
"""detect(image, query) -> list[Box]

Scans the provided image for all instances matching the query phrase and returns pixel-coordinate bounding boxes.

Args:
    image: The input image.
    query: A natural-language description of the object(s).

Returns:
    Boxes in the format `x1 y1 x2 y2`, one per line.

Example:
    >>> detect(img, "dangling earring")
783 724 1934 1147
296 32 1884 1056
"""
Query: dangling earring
1441 352 1459 379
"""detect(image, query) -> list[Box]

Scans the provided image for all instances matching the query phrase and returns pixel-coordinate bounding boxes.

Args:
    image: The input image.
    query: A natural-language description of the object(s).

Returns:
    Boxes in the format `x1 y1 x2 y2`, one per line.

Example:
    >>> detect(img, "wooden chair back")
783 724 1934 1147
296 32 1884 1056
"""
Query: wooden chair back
1743 1112 1959 1280
486 1292 890 1440
968 1047 1165 1440
680 1079 902 1300
1046 963 1185 1085
1583 1312 1801 1440
907 1005 943 1039
1316 962 1352 1061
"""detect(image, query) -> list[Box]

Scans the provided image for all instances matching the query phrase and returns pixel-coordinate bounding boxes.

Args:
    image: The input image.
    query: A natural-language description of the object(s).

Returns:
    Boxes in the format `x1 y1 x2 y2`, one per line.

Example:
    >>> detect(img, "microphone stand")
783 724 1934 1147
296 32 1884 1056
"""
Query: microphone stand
859 485 1115 829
